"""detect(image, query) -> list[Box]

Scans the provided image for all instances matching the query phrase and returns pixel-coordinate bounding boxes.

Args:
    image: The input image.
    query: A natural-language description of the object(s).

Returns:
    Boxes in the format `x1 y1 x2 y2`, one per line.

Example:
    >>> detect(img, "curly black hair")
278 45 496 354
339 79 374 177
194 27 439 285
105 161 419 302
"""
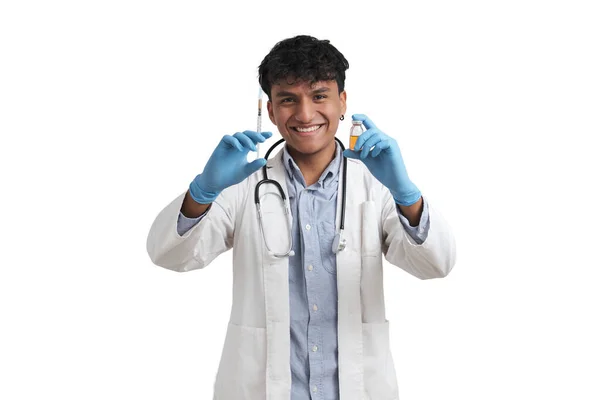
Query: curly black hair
258 35 349 100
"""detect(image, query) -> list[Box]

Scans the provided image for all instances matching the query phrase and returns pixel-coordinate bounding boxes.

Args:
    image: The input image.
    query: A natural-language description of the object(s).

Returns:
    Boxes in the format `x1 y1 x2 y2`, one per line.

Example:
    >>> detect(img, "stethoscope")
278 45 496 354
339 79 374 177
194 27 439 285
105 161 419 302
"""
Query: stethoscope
255 137 348 258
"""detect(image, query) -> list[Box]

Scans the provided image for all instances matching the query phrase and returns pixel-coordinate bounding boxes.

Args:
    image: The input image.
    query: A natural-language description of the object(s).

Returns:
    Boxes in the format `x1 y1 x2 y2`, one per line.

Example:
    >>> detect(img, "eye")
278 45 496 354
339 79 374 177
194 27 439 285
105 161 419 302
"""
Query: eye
314 95 327 100
281 98 294 103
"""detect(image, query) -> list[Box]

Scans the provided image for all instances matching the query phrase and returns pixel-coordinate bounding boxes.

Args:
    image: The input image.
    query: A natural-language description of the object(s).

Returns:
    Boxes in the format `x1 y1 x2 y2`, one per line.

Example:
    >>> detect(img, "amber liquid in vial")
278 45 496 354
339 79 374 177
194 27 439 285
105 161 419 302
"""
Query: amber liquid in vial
349 121 364 150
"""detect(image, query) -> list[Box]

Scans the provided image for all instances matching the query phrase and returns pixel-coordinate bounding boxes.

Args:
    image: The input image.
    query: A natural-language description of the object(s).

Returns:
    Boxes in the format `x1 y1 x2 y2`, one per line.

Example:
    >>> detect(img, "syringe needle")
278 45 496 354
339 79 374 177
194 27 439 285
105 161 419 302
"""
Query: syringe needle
256 87 263 159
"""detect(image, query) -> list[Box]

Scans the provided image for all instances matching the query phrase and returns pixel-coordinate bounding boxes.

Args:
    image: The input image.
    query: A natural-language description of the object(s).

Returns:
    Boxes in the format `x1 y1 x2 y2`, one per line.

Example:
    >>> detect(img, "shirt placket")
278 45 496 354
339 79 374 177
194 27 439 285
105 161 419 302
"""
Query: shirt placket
299 187 324 400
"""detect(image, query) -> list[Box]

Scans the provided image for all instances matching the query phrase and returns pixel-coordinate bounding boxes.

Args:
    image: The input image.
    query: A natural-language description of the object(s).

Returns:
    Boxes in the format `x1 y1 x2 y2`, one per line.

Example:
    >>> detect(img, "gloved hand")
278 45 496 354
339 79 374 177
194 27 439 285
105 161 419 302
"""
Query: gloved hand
189 131 272 203
343 114 421 206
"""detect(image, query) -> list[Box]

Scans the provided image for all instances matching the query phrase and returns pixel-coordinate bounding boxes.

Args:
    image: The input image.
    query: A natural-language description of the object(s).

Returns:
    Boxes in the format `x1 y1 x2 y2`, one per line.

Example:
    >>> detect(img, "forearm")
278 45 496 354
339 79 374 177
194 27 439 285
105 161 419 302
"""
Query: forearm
384 196 455 279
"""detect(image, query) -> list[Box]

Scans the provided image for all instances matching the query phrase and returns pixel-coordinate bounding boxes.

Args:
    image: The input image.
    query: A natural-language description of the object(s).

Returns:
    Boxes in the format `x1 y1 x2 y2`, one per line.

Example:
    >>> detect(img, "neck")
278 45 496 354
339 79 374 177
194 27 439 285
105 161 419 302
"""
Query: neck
287 140 337 187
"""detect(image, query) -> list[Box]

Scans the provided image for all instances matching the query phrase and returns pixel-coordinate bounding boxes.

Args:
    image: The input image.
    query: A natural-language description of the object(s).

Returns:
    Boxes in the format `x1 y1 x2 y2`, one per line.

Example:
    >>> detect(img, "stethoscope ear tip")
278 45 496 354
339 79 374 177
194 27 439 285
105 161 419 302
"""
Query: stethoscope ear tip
289 250 295 256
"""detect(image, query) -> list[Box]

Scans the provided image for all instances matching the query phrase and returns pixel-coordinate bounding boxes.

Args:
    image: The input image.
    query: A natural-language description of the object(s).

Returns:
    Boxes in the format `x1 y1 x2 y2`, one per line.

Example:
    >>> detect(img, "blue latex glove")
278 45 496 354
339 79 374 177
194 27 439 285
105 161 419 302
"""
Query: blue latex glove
189 131 272 203
343 114 421 206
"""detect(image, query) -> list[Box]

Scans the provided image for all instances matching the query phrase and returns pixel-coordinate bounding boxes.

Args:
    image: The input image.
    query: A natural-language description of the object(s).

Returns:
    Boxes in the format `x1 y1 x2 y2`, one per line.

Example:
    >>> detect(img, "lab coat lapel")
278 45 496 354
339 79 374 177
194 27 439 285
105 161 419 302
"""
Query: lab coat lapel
336 158 365 399
262 149 292 399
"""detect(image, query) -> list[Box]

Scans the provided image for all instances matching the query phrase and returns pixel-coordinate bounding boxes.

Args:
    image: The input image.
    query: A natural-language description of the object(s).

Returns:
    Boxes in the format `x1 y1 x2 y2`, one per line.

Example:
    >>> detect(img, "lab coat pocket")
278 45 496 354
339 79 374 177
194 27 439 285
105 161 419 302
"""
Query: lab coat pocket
362 321 399 400
361 200 381 258
213 322 266 399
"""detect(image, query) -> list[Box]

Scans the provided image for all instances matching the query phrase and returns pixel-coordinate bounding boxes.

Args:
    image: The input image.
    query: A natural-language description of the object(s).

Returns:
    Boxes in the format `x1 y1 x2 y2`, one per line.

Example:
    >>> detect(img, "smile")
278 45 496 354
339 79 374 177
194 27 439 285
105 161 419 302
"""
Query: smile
291 124 324 136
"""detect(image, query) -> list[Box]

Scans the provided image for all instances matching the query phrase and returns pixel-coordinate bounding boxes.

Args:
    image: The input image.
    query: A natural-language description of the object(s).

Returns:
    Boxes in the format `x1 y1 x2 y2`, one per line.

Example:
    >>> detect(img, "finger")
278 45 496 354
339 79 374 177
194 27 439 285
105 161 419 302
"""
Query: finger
243 158 267 177
351 114 377 130
354 128 378 152
343 149 360 159
360 134 383 159
371 139 390 158
241 130 272 144
233 132 257 151
222 135 244 152
261 131 273 139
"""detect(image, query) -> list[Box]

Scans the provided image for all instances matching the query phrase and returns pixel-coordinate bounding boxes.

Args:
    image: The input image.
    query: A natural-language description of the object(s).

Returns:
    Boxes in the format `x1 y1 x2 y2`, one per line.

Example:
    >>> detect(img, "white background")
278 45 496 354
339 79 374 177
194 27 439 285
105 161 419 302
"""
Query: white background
1 0 599 399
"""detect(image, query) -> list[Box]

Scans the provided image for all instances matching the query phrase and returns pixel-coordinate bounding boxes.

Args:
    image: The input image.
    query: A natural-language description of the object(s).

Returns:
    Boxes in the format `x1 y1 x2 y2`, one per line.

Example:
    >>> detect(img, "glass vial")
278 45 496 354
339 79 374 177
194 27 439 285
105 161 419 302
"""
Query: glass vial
349 120 364 150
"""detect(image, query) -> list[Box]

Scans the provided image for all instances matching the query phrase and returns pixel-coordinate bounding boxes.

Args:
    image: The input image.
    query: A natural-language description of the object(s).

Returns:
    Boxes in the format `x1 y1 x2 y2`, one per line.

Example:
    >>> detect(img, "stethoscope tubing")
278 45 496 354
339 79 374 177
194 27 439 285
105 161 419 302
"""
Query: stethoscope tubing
258 137 347 229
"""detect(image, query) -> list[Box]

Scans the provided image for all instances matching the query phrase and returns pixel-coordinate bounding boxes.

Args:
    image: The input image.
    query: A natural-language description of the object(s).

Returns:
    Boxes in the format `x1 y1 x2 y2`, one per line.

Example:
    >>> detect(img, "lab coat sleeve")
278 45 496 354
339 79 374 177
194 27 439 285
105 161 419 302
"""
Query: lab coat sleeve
395 198 431 244
146 183 242 273
381 188 456 279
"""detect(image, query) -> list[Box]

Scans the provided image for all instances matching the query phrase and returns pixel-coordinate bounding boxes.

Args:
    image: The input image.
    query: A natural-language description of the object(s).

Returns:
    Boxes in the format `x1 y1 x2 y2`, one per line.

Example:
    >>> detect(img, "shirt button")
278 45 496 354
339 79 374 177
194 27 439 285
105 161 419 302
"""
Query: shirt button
313 304 318 311
305 224 311 231
312 345 318 352
313 386 318 393
307 265 313 271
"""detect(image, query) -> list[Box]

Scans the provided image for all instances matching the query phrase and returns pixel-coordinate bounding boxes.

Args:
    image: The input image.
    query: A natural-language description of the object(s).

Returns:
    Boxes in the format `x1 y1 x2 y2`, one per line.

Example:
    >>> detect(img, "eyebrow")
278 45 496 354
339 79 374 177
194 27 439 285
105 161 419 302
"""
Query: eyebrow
275 87 332 98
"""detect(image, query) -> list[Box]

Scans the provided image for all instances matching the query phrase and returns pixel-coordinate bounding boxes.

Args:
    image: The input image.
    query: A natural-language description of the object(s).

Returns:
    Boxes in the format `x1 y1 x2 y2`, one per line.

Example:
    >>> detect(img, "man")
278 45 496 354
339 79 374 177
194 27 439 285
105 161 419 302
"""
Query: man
147 35 456 399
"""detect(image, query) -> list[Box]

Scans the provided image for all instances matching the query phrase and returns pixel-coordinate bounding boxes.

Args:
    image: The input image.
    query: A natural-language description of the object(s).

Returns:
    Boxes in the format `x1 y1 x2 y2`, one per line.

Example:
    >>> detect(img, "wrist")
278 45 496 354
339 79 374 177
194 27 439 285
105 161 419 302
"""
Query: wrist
181 191 212 218
398 196 424 226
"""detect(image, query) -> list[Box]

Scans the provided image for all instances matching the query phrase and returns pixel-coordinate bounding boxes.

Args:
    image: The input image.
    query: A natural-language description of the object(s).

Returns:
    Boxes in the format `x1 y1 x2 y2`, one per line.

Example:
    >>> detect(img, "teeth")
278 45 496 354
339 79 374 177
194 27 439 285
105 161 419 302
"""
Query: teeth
295 125 321 132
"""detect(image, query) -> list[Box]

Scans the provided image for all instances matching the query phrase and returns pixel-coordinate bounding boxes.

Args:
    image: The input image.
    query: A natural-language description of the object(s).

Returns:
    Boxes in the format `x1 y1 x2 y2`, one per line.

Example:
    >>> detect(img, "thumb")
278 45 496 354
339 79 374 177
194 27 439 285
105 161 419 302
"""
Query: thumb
343 149 360 159
243 158 267 177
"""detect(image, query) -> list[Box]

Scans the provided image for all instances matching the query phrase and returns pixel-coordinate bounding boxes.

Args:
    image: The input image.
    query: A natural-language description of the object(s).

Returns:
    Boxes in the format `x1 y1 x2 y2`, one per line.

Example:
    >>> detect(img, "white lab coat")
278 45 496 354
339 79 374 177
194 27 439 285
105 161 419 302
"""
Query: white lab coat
147 148 456 400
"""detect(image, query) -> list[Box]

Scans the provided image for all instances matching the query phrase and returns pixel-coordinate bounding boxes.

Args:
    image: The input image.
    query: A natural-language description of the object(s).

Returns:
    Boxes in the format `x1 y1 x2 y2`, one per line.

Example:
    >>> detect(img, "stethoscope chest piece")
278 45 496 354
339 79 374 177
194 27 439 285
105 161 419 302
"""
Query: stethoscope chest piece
332 230 347 253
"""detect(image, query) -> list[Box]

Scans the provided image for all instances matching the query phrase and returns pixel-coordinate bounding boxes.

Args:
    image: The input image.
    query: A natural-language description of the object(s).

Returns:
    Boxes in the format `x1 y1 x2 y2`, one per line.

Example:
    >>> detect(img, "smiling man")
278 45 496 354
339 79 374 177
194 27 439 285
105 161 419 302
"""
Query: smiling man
147 35 456 399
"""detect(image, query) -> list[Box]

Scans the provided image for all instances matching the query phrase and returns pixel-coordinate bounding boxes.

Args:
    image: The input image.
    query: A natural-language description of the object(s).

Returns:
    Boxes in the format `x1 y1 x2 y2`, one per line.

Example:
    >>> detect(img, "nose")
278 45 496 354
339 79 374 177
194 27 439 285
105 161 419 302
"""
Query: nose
293 99 316 123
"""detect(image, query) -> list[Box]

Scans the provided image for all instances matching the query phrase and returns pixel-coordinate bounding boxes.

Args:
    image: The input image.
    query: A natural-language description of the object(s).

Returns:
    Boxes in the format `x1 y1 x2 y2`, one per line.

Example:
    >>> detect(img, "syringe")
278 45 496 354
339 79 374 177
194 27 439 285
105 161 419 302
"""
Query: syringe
256 87 263 159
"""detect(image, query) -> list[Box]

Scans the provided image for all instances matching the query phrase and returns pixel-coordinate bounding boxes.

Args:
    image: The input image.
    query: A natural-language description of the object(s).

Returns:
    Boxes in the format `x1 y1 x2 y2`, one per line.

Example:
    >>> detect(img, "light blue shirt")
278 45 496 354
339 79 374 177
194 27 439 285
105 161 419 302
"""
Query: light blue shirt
177 144 430 399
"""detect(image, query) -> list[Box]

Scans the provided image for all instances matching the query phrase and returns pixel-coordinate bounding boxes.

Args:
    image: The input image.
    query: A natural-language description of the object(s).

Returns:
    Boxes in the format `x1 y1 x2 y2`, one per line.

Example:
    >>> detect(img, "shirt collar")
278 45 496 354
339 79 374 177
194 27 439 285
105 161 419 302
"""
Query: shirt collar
282 141 342 189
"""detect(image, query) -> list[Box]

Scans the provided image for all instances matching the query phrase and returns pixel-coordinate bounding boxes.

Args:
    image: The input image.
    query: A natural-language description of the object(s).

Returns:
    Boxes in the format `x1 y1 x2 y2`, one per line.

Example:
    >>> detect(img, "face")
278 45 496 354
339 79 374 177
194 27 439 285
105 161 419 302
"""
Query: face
267 79 347 157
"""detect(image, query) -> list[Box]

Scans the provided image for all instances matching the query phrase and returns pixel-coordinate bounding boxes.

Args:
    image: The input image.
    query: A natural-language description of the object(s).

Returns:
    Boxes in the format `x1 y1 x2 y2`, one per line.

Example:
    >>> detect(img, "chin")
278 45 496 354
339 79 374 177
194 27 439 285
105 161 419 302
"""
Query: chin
294 145 322 155
290 138 334 156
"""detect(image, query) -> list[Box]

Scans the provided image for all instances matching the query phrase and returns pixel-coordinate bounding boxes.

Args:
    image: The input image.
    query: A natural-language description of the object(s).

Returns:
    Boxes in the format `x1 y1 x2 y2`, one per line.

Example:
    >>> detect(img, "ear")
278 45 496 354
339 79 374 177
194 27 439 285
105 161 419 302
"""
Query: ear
267 100 276 124
339 91 347 115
